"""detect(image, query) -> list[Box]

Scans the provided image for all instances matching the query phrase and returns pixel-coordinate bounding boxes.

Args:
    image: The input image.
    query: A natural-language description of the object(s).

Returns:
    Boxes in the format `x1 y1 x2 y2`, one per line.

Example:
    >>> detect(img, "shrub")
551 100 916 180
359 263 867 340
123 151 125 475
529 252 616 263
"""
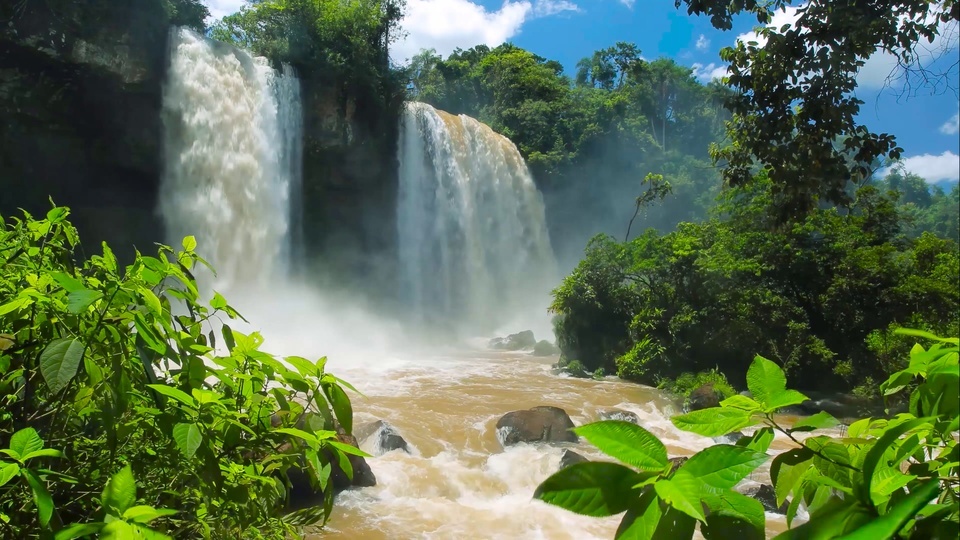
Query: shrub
0 206 362 538
615 337 666 384
658 369 736 403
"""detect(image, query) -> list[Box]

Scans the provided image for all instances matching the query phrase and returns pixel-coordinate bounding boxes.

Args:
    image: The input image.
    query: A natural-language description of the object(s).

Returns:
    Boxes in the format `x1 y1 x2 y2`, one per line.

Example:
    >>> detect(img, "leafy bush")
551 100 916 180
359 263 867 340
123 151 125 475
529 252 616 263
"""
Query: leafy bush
562 360 589 379
535 329 959 539
658 370 736 403
0 206 363 538
615 337 666 384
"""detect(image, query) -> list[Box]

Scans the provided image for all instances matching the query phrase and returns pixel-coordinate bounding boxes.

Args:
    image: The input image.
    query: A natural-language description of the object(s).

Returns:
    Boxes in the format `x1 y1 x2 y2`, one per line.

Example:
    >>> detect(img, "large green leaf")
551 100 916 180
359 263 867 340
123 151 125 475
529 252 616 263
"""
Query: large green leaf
837 480 940 540
654 477 705 521
67 289 103 314
615 490 662 540
701 491 765 540
22 468 54 527
671 407 755 437
39 338 85 394
324 381 353 435
674 445 768 490
894 328 959 345
172 423 203 459
860 417 928 504
273 428 321 450
122 505 178 524
327 440 372 458
534 461 643 517
9 427 44 460
766 390 810 411
54 523 105 540
771 447 813 507
736 427 774 453
789 411 839 433
284 355 319 378
746 355 787 406
0 462 20 488
575 421 668 471
146 384 197 408
102 465 137 515
774 496 871 540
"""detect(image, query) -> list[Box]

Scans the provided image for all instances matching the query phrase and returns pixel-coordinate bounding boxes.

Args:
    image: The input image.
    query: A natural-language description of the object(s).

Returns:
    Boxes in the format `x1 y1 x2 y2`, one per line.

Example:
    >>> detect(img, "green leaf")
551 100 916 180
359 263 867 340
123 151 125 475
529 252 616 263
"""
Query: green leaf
102 465 137 515
284 355 319 378
789 411 839 433
654 477 704 521
860 417 929 504
133 313 166 355
893 328 959 345
534 461 643 517
701 491 765 540
766 389 809 411
21 448 62 462
39 338 85 394
273 428 320 450
68 289 103 314
574 421 668 471
615 489 662 540
22 468 54 527
51 271 85 293
146 384 196 408
0 297 30 316
674 445 768 491
210 291 227 311
100 520 136 540
773 496 871 540
327 440 372 458
182 236 197 252
55 523 105 540
9 427 44 460
837 480 940 540
671 407 755 437
324 382 353 435
122 505 177 524
771 447 813 507
137 287 162 315
736 427 774 453
0 463 20 488
172 423 202 459
720 394 762 411
746 355 787 406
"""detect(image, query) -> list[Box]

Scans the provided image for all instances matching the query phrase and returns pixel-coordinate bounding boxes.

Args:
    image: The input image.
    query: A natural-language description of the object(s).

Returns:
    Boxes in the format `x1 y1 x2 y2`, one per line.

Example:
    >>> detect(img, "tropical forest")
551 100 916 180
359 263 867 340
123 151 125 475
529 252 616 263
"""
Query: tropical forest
0 0 958 539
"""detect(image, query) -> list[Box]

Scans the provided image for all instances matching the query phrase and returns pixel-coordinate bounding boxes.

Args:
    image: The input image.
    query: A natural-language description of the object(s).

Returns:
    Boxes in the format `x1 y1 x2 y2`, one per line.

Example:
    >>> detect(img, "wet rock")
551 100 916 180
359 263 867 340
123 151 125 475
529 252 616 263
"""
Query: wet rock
740 483 789 514
598 408 640 425
668 456 689 470
285 424 376 510
688 383 723 411
559 449 588 470
496 406 578 446
355 420 410 455
532 340 561 356
713 431 746 444
489 330 537 351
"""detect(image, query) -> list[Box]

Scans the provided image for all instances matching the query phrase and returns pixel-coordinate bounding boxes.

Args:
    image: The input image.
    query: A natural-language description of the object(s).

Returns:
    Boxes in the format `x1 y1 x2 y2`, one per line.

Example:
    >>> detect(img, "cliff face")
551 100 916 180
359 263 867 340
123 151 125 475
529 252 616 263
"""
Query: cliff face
0 1 177 261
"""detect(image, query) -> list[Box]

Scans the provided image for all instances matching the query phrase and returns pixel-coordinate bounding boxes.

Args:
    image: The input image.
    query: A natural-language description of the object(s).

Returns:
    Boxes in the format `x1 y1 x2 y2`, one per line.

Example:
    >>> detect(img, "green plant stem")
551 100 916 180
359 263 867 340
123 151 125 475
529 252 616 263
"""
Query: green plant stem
766 417 862 472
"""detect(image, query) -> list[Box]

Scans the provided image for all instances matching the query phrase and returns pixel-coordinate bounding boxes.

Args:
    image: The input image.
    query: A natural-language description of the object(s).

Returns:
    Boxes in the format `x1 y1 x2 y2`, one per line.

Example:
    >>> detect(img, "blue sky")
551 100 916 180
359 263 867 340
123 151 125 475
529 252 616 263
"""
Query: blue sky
206 0 959 183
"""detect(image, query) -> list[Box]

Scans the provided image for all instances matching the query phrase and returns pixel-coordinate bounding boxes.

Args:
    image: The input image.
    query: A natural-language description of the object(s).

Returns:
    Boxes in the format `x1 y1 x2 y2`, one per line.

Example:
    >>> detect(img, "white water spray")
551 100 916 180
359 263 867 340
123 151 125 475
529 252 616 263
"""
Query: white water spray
397 102 558 338
160 28 302 292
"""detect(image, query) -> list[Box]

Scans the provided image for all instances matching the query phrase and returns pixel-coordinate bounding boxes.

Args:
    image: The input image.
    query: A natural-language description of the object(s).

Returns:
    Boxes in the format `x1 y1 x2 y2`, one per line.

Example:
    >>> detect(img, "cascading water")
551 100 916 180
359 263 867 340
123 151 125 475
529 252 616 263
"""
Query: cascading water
397 102 558 337
159 28 302 292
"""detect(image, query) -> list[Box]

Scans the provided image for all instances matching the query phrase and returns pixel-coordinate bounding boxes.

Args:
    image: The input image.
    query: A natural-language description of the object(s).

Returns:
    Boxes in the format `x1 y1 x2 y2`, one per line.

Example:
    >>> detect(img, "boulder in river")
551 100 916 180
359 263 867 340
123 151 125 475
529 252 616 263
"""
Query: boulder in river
739 483 789 514
286 425 376 510
598 408 640 425
559 449 588 470
532 340 561 356
688 383 724 411
489 330 537 351
496 406 578 446
355 420 410 455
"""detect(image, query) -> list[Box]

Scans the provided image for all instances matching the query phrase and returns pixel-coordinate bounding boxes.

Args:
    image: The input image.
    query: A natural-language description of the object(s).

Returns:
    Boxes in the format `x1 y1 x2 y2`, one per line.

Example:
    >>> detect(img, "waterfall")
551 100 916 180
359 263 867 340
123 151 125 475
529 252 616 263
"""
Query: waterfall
159 28 302 292
397 102 557 337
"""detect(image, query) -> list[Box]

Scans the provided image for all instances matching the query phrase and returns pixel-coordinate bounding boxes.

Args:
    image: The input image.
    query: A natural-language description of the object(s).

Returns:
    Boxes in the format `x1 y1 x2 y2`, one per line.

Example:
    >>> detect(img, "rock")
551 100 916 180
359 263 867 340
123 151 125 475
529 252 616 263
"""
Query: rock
355 420 410 455
668 456 689 470
688 383 723 411
598 409 640 424
559 449 588 470
496 406 578 446
741 483 789 514
285 423 376 511
532 340 561 356
713 431 746 444
489 330 537 351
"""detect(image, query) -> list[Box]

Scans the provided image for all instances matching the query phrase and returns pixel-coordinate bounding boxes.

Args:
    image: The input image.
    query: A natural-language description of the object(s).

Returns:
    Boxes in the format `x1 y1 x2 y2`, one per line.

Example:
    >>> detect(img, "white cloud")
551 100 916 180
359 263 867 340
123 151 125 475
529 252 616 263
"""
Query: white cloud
203 0 246 20
619 0 635 8
695 34 710 51
940 111 960 135
392 0 579 63
889 151 960 182
691 62 728 82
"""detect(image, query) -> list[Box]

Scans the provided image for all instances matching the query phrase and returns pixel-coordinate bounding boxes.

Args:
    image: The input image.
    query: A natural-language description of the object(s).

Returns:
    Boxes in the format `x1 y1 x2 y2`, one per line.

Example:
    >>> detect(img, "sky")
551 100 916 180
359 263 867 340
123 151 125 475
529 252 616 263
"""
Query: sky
204 0 959 184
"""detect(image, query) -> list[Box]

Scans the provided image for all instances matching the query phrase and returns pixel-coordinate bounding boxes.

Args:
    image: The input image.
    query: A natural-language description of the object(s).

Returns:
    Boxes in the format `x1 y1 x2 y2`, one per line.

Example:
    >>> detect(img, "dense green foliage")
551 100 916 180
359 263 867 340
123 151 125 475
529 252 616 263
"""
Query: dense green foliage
552 174 959 392
535 333 960 539
658 370 736 405
674 0 958 217
405 43 730 263
0 207 362 538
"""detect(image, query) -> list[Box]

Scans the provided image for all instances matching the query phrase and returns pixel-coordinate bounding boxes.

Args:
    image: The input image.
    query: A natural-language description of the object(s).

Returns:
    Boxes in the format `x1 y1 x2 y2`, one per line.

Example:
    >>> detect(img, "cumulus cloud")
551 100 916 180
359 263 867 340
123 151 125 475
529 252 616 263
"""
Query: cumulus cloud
940 110 960 135
203 0 245 20
887 151 960 182
392 0 578 63
691 62 728 82
695 34 710 51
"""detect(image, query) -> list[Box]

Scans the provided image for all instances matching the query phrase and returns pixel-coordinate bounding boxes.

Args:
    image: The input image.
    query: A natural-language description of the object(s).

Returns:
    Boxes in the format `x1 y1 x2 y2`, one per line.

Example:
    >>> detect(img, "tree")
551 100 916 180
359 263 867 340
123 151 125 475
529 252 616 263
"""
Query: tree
673 0 960 217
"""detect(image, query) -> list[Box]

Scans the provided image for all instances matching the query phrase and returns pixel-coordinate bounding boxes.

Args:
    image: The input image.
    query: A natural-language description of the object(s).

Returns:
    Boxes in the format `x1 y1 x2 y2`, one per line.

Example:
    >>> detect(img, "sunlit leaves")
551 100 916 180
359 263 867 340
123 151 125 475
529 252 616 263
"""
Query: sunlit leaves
534 462 643 517
102 465 137 515
674 445 768 491
671 407 755 437
39 338 85 394
574 421 668 471
172 423 203 459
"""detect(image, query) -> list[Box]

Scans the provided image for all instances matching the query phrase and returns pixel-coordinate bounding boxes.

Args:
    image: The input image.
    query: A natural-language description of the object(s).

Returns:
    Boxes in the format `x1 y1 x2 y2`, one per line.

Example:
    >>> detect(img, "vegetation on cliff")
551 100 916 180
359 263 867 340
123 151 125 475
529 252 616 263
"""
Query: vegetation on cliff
0 207 361 537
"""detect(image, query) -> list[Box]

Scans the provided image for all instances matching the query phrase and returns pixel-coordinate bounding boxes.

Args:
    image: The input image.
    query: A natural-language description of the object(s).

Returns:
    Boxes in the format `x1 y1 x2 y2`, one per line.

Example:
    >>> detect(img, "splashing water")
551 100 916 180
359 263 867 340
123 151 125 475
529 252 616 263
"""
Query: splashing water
397 102 558 339
160 28 302 293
